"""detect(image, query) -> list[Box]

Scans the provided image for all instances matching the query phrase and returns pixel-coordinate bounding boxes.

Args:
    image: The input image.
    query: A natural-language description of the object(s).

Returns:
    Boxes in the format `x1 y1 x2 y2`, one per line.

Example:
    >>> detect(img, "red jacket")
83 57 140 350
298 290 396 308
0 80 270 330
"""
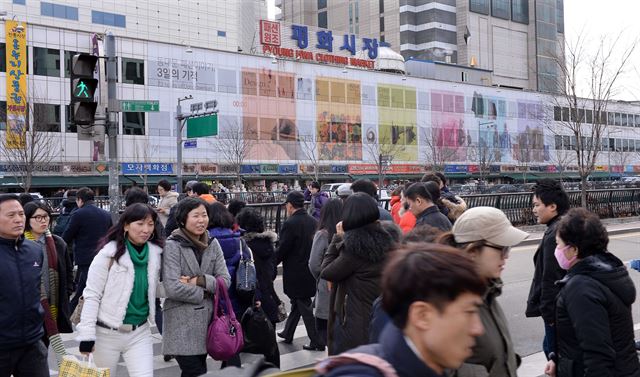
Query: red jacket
390 196 402 223
399 211 417 234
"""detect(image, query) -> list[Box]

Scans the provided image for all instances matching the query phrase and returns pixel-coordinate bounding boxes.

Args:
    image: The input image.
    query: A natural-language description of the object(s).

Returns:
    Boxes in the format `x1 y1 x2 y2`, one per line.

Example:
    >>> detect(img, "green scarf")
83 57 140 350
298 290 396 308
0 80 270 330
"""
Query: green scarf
123 239 150 325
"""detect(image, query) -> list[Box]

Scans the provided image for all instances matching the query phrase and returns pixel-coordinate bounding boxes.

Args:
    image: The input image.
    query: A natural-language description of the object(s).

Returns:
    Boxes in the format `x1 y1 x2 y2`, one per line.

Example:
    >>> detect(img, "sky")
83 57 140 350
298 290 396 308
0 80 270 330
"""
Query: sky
266 1 640 101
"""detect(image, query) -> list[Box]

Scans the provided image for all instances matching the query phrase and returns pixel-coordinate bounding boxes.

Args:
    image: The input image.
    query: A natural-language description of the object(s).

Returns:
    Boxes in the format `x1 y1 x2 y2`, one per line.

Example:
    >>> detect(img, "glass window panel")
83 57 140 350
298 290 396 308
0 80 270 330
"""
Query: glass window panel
65 105 75 133
470 0 490 14
318 12 328 28
33 103 61 132
0 101 6 130
511 0 529 23
586 109 593 123
123 112 145 135
317 0 327 9
122 58 144 85
554 106 561 121
491 0 510 19
33 47 60 77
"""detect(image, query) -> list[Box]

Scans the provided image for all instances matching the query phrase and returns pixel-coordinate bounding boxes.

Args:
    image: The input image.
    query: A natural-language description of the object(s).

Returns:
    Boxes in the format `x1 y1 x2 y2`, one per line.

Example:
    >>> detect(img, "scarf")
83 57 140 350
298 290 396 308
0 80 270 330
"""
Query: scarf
172 227 209 252
25 229 66 363
123 239 150 325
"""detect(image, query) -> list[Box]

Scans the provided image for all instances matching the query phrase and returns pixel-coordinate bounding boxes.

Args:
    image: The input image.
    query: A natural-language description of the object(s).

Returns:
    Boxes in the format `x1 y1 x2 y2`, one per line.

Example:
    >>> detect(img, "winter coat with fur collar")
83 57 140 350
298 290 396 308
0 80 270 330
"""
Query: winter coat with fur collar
320 223 395 355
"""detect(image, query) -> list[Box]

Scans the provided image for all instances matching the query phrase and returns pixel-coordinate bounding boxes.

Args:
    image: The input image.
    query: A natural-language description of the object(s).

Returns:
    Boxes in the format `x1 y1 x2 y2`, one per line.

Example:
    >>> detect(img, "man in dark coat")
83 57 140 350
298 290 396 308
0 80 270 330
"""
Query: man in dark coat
318 244 486 377
62 187 112 311
405 182 452 232
275 191 322 350
526 179 569 359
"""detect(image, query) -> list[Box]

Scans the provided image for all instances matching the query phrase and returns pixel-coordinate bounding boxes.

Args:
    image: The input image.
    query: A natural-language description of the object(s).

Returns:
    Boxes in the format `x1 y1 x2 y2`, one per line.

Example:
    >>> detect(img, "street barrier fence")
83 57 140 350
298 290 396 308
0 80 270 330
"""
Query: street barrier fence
44 188 640 233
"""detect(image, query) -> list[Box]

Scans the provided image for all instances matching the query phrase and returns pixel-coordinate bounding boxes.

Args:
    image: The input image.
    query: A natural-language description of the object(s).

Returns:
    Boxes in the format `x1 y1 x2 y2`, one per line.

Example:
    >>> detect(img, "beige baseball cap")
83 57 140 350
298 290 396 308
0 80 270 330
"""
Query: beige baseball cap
452 207 529 247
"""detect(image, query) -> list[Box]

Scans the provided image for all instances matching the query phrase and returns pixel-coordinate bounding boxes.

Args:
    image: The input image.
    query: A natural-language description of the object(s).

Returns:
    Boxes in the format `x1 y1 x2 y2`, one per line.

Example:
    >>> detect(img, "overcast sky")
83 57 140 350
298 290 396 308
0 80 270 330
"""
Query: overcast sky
266 1 640 101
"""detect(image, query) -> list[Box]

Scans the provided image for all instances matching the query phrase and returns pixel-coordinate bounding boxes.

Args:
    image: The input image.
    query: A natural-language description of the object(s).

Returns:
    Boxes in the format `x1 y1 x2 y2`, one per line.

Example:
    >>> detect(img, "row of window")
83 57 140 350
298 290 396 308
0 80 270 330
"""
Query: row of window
0 44 144 84
469 0 529 23
38 2 126 27
554 134 640 153
0 102 145 135
553 106 640 128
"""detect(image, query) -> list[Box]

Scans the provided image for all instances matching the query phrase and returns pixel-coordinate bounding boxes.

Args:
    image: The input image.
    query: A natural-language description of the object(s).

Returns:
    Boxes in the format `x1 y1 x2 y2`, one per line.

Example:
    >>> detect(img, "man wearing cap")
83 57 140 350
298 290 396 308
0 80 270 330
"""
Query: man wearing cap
336 183 353 202
449 207 528 377
275 191 323 350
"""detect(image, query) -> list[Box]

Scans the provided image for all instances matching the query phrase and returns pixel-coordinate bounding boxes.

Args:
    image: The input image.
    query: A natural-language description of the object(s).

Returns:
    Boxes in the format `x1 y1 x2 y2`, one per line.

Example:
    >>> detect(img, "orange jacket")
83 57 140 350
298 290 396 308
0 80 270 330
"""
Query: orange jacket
390 196 402 223
199 194 217 204
399 211 417 234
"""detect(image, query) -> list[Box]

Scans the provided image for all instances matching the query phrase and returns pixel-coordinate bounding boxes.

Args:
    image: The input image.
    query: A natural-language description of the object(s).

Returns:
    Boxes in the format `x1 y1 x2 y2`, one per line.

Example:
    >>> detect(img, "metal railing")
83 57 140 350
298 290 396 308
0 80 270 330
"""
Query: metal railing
44 188 640 234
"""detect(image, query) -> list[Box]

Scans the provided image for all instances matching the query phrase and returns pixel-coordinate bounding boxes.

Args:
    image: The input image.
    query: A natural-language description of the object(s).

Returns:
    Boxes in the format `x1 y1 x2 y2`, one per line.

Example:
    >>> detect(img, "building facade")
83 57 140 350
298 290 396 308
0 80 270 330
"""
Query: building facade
276 0 565 92
0 2 636 191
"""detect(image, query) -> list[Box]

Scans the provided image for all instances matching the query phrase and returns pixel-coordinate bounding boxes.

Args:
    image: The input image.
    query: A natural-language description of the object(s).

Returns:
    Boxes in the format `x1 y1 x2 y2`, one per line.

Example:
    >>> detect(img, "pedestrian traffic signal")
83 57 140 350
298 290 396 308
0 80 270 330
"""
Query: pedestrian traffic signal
70 54 99 124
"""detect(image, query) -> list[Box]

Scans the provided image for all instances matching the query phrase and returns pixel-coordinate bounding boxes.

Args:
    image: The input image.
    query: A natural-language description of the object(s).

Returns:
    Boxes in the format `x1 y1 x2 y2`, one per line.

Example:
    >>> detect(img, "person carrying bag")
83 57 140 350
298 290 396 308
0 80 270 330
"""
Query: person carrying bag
207 276 244 361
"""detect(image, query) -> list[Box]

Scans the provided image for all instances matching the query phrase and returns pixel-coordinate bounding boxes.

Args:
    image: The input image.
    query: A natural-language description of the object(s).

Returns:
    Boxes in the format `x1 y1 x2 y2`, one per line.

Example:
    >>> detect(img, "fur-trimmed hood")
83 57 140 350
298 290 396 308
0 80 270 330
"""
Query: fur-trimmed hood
242 230 278 243
341 223 395 263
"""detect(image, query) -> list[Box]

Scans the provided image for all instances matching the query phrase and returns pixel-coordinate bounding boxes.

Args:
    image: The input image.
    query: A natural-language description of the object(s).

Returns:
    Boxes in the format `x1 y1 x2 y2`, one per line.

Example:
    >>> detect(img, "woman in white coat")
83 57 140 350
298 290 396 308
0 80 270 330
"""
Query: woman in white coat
76 203 164 377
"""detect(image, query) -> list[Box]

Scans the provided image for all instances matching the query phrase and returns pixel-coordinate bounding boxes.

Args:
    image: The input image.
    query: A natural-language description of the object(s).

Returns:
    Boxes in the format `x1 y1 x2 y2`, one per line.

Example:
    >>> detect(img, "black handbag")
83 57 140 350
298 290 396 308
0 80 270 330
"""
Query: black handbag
236 239 257 296
241 306 280 367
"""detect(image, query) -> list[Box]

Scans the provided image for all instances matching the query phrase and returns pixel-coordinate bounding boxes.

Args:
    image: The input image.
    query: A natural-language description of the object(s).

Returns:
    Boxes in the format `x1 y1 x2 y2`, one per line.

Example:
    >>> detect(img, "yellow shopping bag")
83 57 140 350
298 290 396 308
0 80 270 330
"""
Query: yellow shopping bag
58 355 110 377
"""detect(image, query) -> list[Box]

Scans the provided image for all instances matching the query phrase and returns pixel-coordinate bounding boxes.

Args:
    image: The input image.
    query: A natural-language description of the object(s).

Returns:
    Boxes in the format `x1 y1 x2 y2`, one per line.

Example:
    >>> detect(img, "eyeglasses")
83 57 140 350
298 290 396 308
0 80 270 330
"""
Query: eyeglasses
32 215 50 222
483 243 510 258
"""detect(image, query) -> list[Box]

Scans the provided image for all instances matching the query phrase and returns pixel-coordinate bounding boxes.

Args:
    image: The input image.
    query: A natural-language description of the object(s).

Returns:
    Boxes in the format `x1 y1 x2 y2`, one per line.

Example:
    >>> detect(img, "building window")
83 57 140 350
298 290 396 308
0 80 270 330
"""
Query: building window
92 10 126 28
0 43 5 72
64 50 78 78
380 17 385 32
65 105 75 133
217 30 226 37
33 104 61 132
470 0 490 15
511 0 529 23
123 112 145 135
379 0 384 13
33 47 60 77
13 0 26 5
122 58 144 85
0 101 6 130
553 106 561 121
317 0 327 9
318 11 327 28
491 0 510 19
40 2 78 20
556 0 564 33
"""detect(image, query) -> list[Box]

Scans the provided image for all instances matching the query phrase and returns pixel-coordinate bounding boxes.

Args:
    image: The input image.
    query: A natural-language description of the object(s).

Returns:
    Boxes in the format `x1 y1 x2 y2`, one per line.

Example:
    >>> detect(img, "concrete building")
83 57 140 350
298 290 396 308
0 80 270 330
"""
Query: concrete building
275 0 565 92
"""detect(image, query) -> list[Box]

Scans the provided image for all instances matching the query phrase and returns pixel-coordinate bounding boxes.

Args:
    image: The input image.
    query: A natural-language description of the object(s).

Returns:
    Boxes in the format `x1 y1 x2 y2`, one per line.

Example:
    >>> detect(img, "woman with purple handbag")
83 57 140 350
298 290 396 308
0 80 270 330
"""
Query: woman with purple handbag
162 198 231 377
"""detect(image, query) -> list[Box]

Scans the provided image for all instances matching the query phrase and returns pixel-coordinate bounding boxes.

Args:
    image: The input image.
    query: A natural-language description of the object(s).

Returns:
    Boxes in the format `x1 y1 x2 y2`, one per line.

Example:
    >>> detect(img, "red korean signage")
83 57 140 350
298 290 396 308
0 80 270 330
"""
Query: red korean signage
348 164 379 175
259 20 281 46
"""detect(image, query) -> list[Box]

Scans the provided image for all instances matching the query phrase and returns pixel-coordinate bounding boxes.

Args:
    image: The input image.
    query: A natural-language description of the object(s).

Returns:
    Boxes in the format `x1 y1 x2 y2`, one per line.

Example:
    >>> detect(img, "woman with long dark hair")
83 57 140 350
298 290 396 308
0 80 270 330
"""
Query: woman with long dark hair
76 203 165 377
320 192 396 355
308 198 342 349
23 201 73 363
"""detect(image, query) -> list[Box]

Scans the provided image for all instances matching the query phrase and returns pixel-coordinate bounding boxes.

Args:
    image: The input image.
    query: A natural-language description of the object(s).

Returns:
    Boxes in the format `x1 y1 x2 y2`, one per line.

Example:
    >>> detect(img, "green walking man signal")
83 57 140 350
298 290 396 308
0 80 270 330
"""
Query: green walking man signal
70 54 99 125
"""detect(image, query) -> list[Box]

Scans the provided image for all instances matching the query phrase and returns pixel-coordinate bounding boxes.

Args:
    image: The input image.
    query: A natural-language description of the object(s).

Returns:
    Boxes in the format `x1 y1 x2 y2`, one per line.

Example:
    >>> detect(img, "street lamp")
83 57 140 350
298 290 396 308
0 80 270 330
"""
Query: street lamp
176 95 193 193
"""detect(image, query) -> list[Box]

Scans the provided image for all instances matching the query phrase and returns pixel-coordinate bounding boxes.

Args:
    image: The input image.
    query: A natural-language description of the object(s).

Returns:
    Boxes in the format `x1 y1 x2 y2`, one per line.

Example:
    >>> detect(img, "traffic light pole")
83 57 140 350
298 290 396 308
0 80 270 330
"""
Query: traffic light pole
106 32 119 221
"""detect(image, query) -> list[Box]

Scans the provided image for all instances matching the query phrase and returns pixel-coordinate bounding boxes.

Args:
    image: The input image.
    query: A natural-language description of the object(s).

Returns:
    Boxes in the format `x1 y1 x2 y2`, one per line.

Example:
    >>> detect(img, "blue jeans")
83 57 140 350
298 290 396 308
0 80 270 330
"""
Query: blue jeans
542 322 556 359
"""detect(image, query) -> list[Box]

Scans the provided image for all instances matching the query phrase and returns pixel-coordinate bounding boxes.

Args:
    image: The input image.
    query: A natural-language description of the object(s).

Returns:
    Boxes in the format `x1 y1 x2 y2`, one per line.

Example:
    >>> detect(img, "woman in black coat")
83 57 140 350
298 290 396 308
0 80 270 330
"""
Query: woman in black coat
546 208 640 377
320 193 396 355
236 208 281 324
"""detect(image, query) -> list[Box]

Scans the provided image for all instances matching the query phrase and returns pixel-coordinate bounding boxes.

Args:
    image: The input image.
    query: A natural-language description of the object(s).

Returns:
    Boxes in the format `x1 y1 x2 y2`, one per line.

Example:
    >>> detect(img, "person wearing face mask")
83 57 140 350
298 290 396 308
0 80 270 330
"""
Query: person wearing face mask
437 207 529 377
75 203 165 377
544 208 639 377
162 197 231 377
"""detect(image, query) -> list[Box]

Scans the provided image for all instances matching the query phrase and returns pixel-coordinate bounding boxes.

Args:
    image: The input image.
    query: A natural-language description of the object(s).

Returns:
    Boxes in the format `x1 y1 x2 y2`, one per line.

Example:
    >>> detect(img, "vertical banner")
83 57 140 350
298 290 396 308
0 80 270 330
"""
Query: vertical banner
5 20 27 149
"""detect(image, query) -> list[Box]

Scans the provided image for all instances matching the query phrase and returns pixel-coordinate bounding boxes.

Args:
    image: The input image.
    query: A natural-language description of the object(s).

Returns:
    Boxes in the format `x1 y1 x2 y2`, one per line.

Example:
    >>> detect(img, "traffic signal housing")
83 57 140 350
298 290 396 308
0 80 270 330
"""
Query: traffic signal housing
70 54 99 125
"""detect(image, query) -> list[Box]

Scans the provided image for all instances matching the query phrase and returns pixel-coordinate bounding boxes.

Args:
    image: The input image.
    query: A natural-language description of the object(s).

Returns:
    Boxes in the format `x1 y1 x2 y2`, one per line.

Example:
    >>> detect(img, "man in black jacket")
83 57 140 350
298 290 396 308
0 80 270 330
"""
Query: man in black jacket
275 191 323 350
0 194 48 377
526 179 569 359
62 187 112 311
405 182 452 232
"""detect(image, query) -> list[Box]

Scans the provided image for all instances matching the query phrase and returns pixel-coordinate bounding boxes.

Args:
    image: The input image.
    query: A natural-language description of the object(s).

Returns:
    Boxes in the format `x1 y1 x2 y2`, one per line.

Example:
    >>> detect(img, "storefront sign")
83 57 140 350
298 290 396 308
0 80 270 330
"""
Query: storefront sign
260 164 279 174
348 164 379 175
121 163 174 175
331 165 348 174
5 20 27 149
219 164 238 174
63 163 94 174
240 164 261 174
199 163 218 175
444 165 468 173
278 164 298 174
594 165 609 172
500 165 516 172
259 19 388 70
389 164 424 174
468 165 479 173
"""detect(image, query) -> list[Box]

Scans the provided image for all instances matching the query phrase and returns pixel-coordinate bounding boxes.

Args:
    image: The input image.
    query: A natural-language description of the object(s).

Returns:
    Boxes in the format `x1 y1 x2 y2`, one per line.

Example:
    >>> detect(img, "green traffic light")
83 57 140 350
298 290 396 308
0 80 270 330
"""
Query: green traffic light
75 80 90 98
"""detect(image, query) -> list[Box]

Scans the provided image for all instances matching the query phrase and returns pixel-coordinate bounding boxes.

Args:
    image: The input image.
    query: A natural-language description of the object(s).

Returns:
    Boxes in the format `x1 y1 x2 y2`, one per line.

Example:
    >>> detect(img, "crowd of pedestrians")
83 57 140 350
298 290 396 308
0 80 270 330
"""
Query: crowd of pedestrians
1 176 639 377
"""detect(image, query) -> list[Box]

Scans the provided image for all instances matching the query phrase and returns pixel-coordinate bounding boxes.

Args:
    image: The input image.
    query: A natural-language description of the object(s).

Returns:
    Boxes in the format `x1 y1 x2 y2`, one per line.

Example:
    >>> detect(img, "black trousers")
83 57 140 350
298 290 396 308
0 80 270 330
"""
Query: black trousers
0 340 49 377
70 264 90 312
281 297 320 345
174 354 208 377
316 317 328 348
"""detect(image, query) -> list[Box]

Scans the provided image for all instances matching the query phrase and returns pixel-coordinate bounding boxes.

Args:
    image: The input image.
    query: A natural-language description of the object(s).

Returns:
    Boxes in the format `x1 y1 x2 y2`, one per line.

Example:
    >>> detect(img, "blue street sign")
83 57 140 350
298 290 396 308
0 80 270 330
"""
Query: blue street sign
184 139 197 149
121 163 174 175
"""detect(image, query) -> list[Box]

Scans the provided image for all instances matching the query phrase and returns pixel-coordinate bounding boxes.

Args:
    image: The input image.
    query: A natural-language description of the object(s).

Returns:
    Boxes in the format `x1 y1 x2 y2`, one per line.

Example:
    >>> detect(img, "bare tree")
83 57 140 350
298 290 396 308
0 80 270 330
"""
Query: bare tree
421 127 458 172
363 132 405 197
468 141 495 187
549 31 637 206
209 121 256 186
297 133 320 181
550 147 577 183
512 133 532 184
0 100 60 192
132 138 160 191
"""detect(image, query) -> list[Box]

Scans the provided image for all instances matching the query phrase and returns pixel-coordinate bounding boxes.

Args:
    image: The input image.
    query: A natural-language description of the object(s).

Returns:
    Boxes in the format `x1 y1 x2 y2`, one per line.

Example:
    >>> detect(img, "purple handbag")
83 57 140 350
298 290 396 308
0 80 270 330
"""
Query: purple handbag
207 276 244 361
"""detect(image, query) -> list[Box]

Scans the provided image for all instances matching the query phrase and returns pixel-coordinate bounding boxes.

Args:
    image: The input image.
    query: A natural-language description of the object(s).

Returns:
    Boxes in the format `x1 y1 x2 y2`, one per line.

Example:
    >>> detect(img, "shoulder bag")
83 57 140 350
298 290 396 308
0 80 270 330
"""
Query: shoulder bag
207 276 244 361
236 239 257 295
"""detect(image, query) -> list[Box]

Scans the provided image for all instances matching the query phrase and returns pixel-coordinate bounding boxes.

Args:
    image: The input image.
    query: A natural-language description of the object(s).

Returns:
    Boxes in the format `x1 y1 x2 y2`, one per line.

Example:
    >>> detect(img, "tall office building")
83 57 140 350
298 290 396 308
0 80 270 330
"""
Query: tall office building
275 0 565 92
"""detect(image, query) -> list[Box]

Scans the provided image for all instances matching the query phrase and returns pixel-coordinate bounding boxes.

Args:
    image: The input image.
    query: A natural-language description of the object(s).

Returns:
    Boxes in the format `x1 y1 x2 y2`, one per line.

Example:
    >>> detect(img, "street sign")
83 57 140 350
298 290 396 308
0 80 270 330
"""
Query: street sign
187 114 218 138
190 102 203 112
184 139 197 149
118 100 160 112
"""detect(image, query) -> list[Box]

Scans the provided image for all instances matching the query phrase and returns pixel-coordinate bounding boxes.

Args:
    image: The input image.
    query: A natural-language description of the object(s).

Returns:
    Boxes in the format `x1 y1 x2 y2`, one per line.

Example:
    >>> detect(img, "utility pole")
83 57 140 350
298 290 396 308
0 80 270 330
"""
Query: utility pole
106 32 119 220
175 95 193 193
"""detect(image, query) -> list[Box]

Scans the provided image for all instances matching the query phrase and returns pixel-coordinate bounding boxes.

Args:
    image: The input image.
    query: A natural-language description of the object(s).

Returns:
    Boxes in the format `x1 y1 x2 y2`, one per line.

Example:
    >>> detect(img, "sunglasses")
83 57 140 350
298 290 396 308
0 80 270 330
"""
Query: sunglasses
482 242 511 258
